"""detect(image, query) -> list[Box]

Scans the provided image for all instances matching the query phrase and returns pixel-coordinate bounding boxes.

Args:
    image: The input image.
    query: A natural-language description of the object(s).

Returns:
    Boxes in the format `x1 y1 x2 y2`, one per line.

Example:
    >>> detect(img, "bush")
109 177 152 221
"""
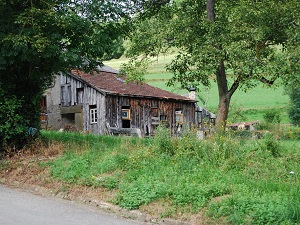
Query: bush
0 90 28 152
262 133 281 157
277 125 300 140
288 87 300 126
0 76 45 153
263 110 281 124
153 125 174 156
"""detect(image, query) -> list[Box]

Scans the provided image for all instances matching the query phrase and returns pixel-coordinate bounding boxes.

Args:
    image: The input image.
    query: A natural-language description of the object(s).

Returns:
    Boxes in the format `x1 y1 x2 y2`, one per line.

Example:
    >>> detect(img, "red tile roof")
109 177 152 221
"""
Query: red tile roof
70 66 196 102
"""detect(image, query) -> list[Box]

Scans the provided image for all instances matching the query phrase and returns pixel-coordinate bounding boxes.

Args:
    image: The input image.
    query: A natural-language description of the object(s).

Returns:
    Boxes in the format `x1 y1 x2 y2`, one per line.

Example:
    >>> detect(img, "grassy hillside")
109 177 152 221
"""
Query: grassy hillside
104 57 290 123
32 130 300 224
104 54 176 74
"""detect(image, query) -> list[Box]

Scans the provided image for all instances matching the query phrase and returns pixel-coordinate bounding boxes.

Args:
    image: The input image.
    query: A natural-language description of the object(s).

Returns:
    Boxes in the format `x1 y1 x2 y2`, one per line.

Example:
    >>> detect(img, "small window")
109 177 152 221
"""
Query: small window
175 109 183 124
60 86 65 105
89 105 97 124
122 109 130 120
67 85 71 106
151 107 158 117
76 88 84 104
61 75 70 85
175 114 184 124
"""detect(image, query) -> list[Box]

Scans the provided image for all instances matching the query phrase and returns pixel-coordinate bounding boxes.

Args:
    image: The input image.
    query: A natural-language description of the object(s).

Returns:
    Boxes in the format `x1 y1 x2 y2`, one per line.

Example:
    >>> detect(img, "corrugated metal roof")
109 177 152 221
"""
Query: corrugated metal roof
70 66 196 102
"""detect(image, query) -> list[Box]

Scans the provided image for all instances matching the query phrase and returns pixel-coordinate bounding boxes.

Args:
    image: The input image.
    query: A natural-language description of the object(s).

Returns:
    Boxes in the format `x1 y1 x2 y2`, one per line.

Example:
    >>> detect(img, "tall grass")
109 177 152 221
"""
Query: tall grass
43 128 300 224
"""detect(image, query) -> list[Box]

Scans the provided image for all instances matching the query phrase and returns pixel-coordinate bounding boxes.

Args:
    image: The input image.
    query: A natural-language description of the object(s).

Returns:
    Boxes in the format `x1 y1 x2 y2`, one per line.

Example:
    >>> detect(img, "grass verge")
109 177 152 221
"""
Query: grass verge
37 127 300 224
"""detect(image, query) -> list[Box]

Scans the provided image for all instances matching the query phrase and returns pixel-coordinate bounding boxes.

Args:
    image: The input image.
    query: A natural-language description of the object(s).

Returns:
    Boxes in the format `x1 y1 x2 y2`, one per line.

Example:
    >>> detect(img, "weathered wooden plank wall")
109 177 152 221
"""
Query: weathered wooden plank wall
60 74 106 134
106 95 195 136
81 85 106 134
58 73 195 136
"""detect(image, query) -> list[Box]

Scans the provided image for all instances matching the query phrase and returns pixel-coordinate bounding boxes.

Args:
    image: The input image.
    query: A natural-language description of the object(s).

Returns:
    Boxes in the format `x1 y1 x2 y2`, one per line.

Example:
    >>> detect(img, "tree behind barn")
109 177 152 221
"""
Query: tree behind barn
0 1 132 152
124 0 300 129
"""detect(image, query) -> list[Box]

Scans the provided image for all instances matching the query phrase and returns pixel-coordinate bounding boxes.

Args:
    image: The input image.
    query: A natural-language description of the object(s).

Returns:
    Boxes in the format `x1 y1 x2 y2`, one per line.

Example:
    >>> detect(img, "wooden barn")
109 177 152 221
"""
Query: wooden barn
43 66 197 137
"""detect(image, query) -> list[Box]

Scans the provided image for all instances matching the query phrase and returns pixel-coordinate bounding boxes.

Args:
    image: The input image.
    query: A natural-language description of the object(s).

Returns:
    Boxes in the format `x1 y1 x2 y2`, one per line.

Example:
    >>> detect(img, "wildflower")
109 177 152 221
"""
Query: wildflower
289 171 295 175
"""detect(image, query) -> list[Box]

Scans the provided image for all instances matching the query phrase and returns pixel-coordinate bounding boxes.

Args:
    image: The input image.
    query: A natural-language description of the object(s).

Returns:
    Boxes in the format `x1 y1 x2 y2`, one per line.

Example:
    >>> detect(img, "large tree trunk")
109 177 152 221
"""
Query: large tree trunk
215 61 232 129
206 0 235 129
216 95 231 129
206 0 215 21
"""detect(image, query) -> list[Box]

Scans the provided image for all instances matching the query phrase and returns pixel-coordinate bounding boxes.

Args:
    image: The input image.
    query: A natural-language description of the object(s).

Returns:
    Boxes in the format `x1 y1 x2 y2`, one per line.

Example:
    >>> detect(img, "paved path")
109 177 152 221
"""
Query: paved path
0 185 146 225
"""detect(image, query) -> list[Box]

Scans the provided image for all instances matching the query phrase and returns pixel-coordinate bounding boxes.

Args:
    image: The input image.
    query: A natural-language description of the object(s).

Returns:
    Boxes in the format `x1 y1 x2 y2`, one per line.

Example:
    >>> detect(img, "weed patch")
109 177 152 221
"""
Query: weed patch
41 130 300 224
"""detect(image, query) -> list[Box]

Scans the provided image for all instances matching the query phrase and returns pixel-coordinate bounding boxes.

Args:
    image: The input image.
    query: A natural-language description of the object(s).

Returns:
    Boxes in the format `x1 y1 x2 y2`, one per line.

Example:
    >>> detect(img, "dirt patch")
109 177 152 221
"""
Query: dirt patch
1 145 123 212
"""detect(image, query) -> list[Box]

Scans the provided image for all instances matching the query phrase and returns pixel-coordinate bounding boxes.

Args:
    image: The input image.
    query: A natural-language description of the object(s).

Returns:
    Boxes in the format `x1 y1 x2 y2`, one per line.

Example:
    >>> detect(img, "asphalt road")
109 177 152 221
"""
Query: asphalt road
0 185 146 225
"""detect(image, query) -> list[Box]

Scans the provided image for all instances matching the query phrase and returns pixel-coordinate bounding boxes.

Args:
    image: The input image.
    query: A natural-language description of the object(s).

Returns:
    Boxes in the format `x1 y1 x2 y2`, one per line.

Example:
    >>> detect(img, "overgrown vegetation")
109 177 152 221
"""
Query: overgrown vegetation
0 84 34 153
41 126 300 224
288 87 300 126
0 0 133 152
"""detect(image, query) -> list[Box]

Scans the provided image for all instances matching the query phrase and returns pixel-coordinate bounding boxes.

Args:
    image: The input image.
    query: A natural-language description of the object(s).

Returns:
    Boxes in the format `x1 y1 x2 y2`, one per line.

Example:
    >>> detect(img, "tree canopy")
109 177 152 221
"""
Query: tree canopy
124 0 300 127
0 0 134 151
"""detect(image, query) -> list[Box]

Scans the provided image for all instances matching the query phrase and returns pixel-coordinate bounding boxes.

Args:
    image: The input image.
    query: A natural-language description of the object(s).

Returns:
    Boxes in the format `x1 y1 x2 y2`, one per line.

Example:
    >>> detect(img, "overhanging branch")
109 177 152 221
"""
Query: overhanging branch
228 77 240 98
259 77 275 86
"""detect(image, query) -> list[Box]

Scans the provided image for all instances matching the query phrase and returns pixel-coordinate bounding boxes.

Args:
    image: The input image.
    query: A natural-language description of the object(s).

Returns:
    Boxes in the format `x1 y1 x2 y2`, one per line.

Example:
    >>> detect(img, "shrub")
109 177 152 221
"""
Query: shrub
277 125 300 140
153 125 174 156
263 110 281 124
0 91 28 152
262 133 281 157
288 87 300 126
0 78 45 153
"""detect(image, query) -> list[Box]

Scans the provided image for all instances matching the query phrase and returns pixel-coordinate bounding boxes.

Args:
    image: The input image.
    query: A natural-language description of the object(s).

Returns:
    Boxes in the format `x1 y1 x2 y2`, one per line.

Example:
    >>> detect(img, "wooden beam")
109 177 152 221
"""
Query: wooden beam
109 127 142 138
60 105 82 114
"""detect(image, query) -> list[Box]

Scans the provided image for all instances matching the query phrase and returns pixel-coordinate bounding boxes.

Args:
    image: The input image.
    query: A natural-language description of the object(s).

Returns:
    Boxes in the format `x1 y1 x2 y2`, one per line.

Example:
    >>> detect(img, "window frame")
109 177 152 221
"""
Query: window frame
121 109 130 120
175 109 184 124
89 107 98 124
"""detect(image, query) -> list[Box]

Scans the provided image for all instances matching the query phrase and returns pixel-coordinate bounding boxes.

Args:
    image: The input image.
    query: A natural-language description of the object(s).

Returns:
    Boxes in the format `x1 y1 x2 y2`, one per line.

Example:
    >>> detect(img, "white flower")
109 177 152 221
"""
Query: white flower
289 171 295 175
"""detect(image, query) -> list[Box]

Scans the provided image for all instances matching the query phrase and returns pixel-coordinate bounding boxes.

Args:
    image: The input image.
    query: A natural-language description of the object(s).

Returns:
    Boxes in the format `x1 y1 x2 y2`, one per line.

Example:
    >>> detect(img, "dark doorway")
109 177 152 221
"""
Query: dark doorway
122 120 130 128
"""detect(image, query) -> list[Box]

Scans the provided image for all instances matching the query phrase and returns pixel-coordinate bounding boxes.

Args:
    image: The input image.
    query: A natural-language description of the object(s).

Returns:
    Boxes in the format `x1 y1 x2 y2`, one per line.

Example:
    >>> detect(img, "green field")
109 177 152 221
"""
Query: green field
104 54 177 74
104 57 290 123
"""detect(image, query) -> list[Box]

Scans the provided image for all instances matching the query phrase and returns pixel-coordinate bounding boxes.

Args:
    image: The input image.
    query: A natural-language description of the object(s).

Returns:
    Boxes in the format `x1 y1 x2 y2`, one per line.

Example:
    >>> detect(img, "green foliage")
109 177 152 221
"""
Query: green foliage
0 159 10 169
277 126 300 140
262 133 281 157
0 0 134 151
42 130 121 148
102 37 126 60
153 125 174 156
228 103 247 122
263 110 281 124
46 131 136 189
288 87 300 126
0 85 29 151
119 57 151 83
123 0 300 126
286 188 300 223
44 130 300 224
209 194 292 225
